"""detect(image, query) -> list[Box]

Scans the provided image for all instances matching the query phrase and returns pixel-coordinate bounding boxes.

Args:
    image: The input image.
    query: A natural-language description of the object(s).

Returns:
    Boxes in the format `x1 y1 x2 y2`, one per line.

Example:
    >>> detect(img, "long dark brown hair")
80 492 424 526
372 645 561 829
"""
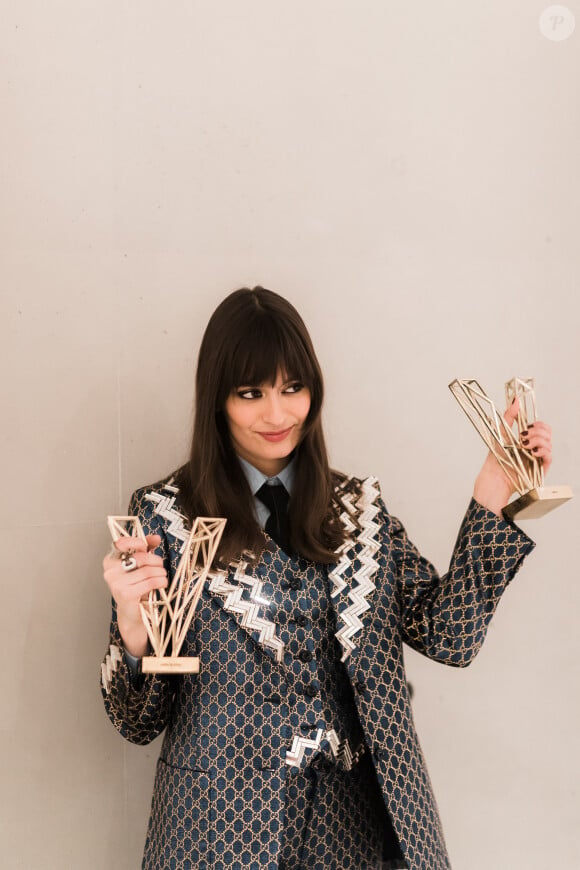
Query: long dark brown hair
174 286 347 565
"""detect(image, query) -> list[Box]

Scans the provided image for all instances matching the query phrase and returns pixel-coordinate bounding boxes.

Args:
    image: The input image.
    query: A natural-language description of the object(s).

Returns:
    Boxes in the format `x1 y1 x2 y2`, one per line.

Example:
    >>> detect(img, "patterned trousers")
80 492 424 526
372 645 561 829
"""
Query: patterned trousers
279 752 407 870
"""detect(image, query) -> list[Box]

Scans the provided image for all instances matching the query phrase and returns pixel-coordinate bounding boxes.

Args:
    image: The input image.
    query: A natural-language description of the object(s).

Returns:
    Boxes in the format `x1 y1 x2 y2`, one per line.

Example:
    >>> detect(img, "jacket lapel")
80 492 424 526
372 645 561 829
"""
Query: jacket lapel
143 480 285 665
205 556 285 665
328 476 382 664
145 475 382 668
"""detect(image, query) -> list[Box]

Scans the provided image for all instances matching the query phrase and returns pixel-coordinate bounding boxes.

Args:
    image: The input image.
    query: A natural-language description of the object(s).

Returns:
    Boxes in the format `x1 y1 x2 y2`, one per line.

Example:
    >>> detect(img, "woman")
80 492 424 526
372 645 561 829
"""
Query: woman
101 287 551 870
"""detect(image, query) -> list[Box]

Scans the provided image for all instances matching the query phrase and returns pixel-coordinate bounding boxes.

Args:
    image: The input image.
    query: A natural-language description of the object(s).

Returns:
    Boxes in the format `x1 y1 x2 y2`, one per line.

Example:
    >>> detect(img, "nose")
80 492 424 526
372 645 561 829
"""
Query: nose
262 392 286 426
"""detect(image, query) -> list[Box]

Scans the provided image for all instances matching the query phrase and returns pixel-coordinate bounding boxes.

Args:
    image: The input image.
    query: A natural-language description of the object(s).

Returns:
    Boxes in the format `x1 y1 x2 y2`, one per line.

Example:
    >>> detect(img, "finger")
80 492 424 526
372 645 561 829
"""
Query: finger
124 550 164 569
523 420 551 433
530 445 552 461
113 536 150 554
145 534 162 552
528 447 552 473
103 549 163 571
121 573 168 595
536 452 552 475
502 396 520 429
104 567 168 597
103 541 141 571
109 575 169 606
104 565 167 586
521 433 552 452
524 422 552 443
521 429 551 444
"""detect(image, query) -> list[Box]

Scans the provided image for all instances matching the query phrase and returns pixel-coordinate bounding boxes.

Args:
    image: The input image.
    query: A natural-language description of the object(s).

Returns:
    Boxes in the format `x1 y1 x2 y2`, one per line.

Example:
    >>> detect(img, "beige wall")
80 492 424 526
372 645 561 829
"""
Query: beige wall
2 2 579 867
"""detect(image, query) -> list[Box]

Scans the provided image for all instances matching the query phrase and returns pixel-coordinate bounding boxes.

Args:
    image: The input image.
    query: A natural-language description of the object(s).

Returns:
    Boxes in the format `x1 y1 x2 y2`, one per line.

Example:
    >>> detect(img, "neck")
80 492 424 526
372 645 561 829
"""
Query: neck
235 448 296 478
251 456 290 476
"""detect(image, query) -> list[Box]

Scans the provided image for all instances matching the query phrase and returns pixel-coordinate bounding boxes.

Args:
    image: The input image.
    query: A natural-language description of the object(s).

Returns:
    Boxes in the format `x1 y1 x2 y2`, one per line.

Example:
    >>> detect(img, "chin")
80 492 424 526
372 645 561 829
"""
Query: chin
255 441 297 467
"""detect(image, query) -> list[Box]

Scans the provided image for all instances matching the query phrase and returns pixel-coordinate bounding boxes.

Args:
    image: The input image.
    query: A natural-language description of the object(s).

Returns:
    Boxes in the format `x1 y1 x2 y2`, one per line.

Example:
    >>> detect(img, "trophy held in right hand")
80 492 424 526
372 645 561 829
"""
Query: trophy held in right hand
449 377 573 520
107 514 226 673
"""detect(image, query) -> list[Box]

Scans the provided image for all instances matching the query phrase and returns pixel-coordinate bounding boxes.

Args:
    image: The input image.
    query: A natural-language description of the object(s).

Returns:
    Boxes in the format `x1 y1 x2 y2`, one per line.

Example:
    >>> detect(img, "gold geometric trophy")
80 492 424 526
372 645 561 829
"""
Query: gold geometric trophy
449 377 573 520
107 514 226 673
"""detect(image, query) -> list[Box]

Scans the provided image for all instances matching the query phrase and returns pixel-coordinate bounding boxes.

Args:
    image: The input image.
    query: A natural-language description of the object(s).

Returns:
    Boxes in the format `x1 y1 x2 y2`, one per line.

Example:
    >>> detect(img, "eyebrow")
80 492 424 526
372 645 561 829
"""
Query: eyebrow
235 377 300 390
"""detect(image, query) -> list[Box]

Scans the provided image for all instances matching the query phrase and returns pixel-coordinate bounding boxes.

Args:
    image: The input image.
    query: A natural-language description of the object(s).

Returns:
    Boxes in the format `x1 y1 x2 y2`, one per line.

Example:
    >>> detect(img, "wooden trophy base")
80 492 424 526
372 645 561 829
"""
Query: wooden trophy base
503 485 573 520
141 656 200 674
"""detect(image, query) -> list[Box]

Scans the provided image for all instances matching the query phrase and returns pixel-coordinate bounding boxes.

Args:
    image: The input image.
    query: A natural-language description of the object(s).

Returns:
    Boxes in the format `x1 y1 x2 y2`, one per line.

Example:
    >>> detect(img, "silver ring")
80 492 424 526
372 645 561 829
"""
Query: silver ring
121 552 138 572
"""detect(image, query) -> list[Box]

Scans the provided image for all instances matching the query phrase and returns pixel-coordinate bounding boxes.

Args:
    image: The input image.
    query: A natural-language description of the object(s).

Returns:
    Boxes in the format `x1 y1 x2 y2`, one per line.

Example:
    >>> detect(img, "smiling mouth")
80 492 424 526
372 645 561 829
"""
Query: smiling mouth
258 427 293 442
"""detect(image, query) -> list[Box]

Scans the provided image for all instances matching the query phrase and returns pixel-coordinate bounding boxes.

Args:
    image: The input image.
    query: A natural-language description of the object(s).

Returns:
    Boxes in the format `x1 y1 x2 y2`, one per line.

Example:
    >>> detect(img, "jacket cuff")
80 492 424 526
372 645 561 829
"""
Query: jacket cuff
468 496 535 566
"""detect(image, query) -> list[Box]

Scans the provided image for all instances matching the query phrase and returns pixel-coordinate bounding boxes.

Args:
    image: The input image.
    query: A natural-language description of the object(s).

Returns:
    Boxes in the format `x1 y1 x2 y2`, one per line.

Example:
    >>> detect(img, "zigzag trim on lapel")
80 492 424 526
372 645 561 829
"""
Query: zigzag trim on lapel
207 562 285 663
330 476 382 663
144 480 283 663
328 489 358 598
145 478 190 553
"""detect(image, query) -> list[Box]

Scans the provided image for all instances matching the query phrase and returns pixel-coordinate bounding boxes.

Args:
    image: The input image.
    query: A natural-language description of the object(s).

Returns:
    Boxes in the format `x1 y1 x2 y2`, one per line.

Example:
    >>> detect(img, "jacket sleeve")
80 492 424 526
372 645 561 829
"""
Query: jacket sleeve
387 497 535 667
100 487 176 744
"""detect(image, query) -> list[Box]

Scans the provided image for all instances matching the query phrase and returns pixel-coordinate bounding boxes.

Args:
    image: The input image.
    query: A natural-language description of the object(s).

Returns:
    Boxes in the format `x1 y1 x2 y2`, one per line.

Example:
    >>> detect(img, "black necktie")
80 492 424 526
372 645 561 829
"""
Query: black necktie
256 482 291 554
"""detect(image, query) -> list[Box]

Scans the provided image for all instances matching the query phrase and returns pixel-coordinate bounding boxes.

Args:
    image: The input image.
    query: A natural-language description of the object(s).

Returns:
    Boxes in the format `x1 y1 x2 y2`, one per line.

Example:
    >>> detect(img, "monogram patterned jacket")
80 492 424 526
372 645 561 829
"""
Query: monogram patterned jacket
101 473 534 870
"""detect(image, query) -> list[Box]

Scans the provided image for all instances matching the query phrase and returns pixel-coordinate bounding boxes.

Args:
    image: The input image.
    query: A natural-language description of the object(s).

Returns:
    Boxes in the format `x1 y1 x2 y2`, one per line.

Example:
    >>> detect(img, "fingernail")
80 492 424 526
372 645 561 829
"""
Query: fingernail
521 430 528 436
522 439 529 445
511 397 515 404
528 423 534 428
532 447 538 453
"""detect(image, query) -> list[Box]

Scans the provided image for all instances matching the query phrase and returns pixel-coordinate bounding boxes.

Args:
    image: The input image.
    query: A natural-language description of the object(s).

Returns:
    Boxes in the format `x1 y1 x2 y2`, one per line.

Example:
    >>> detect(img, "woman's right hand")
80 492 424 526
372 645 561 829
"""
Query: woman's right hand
103 534 168 657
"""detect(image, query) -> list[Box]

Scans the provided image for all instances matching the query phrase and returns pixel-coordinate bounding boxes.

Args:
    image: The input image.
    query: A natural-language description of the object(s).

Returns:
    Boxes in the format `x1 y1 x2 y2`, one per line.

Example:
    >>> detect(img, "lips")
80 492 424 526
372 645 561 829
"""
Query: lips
258 427 293 443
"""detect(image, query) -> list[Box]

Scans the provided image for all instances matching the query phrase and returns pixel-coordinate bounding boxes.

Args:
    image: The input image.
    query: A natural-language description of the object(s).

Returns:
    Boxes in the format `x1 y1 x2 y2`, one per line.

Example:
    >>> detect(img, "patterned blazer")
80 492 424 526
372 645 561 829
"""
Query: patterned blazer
101 473 534 870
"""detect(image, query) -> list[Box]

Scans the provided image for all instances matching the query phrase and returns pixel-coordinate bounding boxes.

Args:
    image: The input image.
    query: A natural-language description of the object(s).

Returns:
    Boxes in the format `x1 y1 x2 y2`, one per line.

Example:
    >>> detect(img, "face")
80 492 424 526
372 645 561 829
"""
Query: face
224 371 311 476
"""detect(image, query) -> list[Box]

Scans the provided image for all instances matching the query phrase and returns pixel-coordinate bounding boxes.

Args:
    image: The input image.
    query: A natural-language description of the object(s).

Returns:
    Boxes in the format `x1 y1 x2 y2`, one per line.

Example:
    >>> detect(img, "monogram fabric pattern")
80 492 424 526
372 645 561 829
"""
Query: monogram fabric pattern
101 474 534 869
279 753 406 869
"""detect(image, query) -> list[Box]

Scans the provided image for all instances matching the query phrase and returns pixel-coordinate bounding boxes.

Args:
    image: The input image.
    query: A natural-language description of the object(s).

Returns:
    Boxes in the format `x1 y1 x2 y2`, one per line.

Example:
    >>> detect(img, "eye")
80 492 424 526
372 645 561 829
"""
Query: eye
236 387 263 400
283 381 304 394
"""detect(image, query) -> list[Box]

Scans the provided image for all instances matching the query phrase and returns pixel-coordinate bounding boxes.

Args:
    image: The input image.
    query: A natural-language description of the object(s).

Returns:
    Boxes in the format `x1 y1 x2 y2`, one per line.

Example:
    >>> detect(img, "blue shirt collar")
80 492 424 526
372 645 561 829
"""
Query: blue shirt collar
237 454 296 496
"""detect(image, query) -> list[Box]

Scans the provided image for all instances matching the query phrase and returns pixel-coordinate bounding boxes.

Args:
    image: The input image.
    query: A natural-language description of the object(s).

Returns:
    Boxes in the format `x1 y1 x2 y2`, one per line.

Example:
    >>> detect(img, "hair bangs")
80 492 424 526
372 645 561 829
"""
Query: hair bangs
221 314 316 398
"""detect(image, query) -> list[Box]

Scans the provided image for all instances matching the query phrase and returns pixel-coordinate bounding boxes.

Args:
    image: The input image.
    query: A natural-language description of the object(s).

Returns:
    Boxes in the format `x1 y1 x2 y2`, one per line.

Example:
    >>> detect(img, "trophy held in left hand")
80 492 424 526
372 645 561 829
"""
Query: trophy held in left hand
449 376 573 520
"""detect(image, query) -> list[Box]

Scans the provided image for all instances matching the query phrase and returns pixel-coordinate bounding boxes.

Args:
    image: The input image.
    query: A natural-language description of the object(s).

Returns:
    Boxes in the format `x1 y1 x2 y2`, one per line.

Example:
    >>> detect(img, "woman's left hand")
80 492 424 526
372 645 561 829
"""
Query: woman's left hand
473 399 553 516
